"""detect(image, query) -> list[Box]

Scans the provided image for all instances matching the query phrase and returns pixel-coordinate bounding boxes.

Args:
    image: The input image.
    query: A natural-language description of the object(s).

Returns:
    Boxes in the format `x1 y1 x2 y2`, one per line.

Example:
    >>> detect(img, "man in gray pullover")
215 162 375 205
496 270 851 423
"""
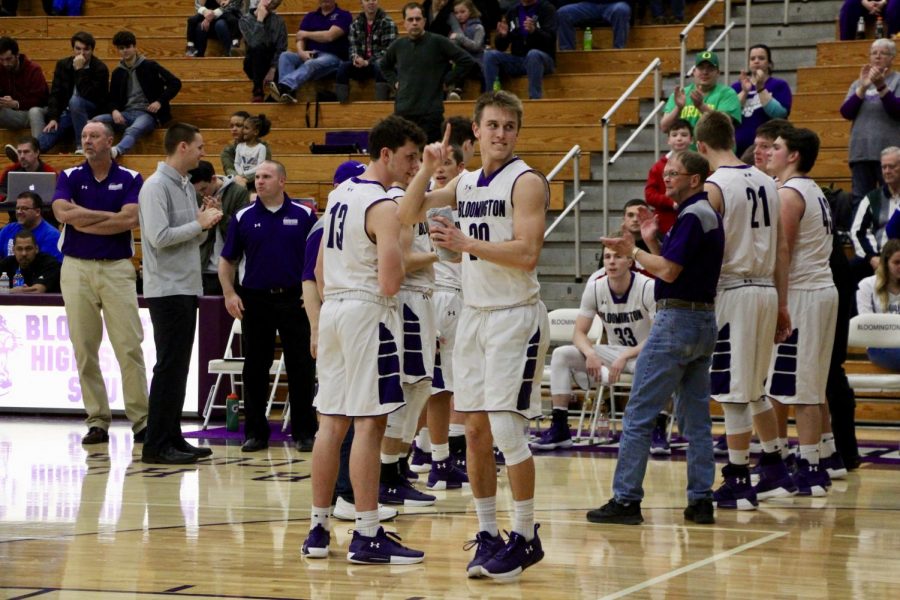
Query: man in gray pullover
139 122 222 464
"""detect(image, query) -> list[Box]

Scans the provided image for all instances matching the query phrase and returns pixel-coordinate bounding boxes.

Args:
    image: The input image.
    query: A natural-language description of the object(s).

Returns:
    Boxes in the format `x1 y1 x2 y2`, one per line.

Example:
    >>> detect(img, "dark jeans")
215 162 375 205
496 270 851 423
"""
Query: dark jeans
187 12 240 56
335 60 386 84
243 45 278 97
827 242 860 465
397 111 444 143
143 295 198 457
202 272 223 296
240 287 317 442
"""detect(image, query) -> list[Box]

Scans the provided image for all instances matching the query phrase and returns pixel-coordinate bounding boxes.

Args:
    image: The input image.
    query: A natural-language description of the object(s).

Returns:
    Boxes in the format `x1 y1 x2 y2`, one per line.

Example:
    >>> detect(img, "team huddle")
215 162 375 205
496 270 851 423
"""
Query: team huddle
296 89 840 579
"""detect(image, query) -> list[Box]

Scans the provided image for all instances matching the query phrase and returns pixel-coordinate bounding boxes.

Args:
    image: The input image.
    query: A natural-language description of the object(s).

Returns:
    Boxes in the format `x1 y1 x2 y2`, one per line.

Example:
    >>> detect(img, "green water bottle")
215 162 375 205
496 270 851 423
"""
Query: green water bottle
583 27 593 51
493 76 501 92
226 393 240 431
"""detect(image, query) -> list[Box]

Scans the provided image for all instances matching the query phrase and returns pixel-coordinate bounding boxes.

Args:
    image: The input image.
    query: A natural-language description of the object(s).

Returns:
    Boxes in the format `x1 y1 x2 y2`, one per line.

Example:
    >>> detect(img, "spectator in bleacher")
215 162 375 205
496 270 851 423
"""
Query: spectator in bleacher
448 0 486 88
185 0 244 58
648 0 683 24
94 31 182 159
189 160 251 295
850 146 900 272
381 3 474 141
0 136 55 205
556 0 632 51
482 0 557 99
38 31 109 155
644 118 692 234
239 0 288 103
856 239 900 371
220 111 272 186
0 190 61 261
839 0 900 40
424 0 456 36
334 0 397 103
234 113 271 188
660 51 741 141
840 38 900 204
0 36 49 141
0 229 61 293
731 44 792 157
269 0 353 103
748 117 790 173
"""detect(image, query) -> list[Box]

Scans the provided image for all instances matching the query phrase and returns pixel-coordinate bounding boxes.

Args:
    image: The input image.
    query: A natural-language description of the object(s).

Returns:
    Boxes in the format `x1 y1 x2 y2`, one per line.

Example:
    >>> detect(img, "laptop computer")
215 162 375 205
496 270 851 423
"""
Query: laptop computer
5 171 57 206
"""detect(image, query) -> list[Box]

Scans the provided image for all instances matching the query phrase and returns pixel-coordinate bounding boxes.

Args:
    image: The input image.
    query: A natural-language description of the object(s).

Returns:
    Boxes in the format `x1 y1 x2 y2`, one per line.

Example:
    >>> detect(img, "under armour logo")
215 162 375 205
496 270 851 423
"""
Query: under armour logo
370 542 380 548
436 462 445 470
81 185 89 190
737 477 748 485
525 546 533 554
388 488 397 494
254 223 261 228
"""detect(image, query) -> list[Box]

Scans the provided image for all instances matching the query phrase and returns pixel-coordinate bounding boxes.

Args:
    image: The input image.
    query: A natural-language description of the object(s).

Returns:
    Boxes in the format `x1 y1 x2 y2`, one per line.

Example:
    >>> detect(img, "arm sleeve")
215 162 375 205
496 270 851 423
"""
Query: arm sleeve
644 158 675 212
661 213 702 266
855 276 876 314
32 255 61 292
381 40 398 85
850 196 878 258
456 24 486 52
840 81 863 120
302 224 323 282
578 279 598 318
139 184 203 249
642 277 657 319
220 211 244 261
221 144 237 176
717 87 743 124
886 206 900 239
442 37 476 86
18 63 49 110
762 95 788 118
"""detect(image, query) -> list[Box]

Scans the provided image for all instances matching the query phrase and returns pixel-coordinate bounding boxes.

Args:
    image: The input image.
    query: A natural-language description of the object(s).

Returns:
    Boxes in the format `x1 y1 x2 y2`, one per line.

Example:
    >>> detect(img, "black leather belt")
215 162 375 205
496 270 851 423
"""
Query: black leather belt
658 298 715 312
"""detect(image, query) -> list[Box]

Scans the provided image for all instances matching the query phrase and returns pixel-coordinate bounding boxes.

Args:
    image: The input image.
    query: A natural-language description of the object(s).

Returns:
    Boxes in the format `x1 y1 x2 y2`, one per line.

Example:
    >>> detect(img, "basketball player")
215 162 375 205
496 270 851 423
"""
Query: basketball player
765 126 837 497
534 246 655 450
694 110 796 509
301 116 426 564
400 91 550 580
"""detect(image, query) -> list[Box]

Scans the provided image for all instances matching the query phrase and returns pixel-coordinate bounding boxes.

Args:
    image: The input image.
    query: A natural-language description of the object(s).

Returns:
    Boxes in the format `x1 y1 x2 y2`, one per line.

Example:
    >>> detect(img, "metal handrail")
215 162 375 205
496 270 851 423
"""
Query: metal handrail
609 100 666 165
544 144 584 280
601 58 662 238
679 0 728 88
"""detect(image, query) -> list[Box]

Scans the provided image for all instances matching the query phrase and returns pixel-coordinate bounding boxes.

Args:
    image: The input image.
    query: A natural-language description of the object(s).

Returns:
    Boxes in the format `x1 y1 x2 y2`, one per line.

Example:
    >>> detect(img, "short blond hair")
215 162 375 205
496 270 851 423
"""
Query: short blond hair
473 90 524 130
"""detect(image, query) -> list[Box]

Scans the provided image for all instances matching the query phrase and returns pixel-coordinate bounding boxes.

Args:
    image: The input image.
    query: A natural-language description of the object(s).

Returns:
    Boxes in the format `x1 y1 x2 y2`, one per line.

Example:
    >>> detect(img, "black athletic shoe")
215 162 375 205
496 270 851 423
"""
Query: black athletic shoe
684 498 715 524
586 498 643 525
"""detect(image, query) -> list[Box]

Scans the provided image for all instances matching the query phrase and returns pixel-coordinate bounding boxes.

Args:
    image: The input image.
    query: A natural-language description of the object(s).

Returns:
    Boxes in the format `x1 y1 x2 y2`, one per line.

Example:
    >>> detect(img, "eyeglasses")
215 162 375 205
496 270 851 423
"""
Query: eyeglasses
15 206 37 212
663 170 690 179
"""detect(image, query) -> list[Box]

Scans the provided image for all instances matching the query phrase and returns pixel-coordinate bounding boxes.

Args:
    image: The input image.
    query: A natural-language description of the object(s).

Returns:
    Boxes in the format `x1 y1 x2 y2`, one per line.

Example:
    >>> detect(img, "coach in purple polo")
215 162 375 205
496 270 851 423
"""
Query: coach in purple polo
593 150 725 526
218 160 318 452
269 0 352 103
51 119 149 446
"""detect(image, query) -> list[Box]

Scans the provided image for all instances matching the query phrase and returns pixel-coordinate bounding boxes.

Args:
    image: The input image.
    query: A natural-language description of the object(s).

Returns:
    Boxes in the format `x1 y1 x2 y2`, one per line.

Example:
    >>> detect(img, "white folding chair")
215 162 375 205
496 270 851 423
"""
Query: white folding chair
847 313 900 394
201 319 287 429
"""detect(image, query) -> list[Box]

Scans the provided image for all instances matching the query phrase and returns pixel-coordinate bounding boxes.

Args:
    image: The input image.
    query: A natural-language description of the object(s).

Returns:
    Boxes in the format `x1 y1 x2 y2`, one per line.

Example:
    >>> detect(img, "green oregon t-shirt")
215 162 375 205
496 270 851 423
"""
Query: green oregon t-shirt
664 83 742 149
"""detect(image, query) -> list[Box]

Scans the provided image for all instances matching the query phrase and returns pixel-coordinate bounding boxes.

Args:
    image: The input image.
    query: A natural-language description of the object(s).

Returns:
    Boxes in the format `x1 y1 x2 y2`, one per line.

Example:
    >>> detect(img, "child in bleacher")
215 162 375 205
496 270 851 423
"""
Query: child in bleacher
221 111 271 186
234 114 271 190
643 118 692 234
447 0 486 100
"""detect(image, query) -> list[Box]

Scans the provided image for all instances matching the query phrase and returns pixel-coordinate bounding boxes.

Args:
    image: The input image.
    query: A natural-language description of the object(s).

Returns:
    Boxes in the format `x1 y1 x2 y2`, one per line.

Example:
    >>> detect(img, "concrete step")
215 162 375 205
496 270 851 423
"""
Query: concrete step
730 0 842 26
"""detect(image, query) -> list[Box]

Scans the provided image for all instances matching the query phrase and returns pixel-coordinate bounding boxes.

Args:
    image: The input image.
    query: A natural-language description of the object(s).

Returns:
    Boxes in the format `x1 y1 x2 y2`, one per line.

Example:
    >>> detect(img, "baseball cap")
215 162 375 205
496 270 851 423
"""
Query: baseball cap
332 160 365 186
694 51 719 69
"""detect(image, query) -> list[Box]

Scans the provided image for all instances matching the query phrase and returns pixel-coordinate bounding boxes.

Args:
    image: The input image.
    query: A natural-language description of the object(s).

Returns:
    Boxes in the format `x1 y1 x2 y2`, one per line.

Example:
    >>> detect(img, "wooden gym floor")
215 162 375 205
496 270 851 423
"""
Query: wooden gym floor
1 416 898 599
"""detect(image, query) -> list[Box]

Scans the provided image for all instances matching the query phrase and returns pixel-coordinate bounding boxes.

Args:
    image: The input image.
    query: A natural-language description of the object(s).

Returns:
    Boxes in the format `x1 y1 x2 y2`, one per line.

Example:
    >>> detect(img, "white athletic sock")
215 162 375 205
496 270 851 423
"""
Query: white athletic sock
381 453 399 464
778 437 790 459
417 427 432 453
432 442 450 462
310 505 331 531
355 509 380 538
474 496 498 536
449 423 466 438
728 448 750 466
760 437 780 454
819 433 837 457
513 498 535 541
799 444 819 465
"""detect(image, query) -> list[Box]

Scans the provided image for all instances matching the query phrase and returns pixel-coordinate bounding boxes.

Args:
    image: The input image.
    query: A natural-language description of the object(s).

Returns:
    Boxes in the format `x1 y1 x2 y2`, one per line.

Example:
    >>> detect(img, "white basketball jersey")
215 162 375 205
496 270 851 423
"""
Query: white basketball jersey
433 208 462 289
579 272 656 347
322 177 393 298
708 165 779 286
455 157 548 308
780 176 835 290
403 220 436 290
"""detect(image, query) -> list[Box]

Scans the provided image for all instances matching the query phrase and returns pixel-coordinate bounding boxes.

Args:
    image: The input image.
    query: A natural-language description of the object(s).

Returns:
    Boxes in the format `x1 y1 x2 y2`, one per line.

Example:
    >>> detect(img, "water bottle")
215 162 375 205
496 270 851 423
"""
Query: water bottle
595 400 610 444
0 272 9 293
12 268 24 289
225 392 240 431
492 77 501 92
583 27 592 51
876 16 884 39
856 16 866 39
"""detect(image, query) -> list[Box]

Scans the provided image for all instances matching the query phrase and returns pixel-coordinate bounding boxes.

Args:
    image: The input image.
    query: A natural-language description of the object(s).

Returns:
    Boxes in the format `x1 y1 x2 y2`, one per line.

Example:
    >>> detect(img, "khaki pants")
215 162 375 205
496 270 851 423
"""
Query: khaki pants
61 257 148 432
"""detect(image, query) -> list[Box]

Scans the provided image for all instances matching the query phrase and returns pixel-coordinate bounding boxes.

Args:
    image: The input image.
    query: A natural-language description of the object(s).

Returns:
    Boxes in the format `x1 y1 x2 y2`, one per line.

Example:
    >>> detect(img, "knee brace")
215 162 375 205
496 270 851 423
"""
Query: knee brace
749 395 773 415
401 380 432 443
488 412 531 466
721 403 753 435
385 406 406 440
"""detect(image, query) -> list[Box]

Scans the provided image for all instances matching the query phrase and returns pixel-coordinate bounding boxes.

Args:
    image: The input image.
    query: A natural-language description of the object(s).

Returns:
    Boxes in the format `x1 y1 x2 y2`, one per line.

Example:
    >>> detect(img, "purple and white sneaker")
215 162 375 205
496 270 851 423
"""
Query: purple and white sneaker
301 524 330 558
481 524 544 580
464 531 505 578
820 452 847 479
753 459 798 500
379 478 436 506
410 441 432 474
713 434 729 456
793 459 829 497
650 425 671 456
530 421 573 450
426 458 469 490
713 464 758 510
347 527 424 564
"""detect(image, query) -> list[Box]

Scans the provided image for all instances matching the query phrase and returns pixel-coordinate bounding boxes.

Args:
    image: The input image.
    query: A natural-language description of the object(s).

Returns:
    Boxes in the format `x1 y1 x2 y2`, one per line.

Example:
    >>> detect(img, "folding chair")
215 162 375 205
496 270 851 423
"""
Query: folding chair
201 319 286 429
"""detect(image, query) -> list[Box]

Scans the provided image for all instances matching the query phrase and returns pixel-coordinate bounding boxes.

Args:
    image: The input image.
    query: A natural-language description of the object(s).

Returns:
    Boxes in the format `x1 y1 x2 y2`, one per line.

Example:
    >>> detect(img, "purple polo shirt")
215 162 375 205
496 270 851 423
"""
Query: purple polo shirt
655 191 724 304
52 161 143 260
302 217 324 282
221 193 317 290
301 5 352 60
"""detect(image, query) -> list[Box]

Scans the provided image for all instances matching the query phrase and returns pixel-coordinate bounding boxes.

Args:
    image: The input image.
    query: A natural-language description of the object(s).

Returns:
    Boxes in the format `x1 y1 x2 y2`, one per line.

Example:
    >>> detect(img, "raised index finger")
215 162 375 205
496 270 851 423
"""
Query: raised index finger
441 123 452 149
